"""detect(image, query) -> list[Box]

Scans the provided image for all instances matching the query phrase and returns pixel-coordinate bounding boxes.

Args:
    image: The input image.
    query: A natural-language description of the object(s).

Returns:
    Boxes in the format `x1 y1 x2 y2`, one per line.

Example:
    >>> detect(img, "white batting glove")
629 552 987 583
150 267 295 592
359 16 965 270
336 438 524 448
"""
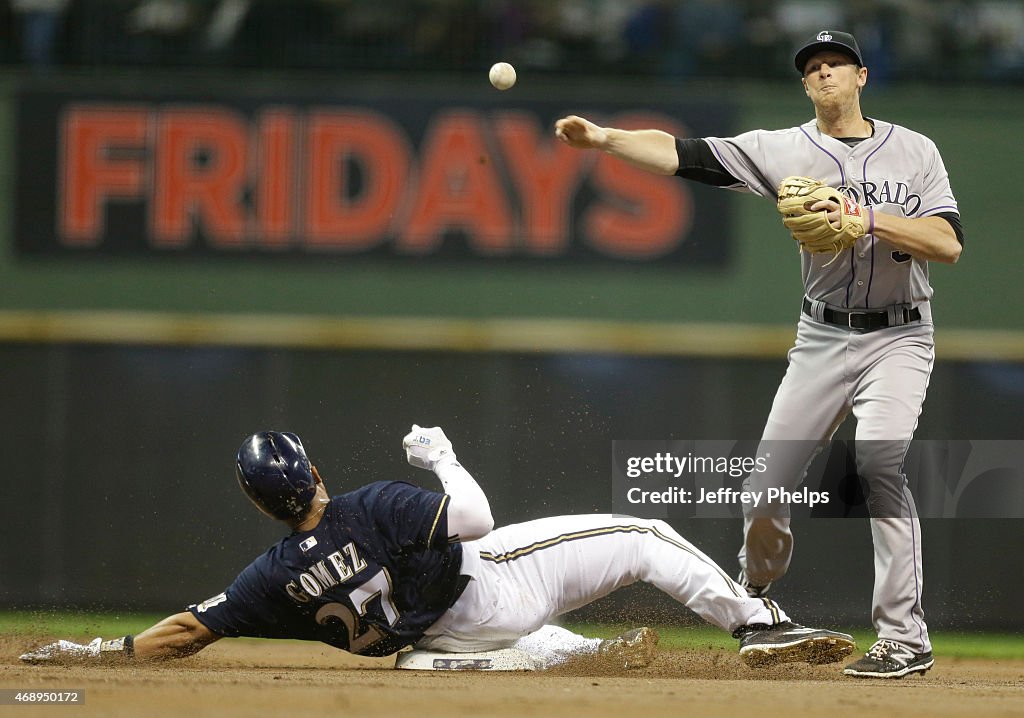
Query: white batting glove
20 636 132 663
403 425 456 471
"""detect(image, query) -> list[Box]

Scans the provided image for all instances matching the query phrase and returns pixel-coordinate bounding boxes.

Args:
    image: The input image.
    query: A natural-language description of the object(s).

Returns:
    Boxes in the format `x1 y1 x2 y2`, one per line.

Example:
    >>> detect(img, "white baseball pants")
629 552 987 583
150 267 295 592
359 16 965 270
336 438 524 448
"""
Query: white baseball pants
417 514 787 661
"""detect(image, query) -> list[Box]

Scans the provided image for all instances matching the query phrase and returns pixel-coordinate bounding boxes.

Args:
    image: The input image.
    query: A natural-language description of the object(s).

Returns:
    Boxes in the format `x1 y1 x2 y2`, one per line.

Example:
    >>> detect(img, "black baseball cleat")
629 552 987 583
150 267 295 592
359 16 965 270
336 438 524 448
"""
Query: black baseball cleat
597 627 659 669
734 621 855 667
843 639 934 679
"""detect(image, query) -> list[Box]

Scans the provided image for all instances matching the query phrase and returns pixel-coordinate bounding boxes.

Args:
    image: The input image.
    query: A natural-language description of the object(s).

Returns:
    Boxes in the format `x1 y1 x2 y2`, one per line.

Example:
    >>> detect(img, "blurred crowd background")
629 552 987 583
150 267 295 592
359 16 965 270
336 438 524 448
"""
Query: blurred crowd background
2 0 1024 82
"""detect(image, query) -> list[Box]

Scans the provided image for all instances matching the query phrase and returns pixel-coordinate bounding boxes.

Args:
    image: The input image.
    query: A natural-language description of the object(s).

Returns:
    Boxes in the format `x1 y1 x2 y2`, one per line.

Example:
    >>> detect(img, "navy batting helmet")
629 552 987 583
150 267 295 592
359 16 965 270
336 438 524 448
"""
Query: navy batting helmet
235 431 317 520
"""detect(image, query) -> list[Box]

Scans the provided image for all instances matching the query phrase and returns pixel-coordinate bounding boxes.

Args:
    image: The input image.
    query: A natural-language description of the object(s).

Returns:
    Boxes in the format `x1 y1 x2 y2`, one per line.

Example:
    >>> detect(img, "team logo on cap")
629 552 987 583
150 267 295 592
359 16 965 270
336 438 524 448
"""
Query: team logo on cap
817 31 833 41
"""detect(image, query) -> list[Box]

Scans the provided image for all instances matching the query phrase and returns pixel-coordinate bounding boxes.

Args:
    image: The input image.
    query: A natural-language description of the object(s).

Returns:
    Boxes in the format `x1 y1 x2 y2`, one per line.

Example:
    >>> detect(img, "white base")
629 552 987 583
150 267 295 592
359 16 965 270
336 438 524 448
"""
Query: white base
395 647 548 671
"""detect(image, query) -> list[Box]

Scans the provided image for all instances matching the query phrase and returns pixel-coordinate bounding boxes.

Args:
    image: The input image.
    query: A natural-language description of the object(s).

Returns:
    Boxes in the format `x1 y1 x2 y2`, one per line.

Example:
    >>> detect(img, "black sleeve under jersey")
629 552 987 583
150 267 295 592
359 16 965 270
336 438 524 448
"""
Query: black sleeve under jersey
934 211 964 246
673 137 740 186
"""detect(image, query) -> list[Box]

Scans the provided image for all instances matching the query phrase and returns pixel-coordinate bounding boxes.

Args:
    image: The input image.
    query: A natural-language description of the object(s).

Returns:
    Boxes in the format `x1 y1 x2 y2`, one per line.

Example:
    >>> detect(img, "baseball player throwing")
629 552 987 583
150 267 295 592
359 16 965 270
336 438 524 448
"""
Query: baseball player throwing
554 30 962 679
22 426 854 670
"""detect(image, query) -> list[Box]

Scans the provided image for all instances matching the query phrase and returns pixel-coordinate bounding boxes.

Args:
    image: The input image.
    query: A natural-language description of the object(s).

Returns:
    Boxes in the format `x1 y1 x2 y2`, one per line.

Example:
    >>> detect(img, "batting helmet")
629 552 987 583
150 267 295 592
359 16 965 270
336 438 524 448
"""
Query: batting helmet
235 431 317 520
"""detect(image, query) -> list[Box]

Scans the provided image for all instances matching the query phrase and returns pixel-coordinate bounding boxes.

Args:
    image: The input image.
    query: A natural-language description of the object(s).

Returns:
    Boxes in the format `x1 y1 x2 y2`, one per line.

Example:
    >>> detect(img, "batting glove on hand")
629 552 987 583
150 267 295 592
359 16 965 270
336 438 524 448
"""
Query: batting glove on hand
20 636 133 663
403 425 456 472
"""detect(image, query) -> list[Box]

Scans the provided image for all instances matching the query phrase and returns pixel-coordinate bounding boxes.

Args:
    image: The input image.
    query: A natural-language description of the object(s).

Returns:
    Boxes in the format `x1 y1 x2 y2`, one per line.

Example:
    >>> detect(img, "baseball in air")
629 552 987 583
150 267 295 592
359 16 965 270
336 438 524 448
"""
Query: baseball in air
489 62 516 90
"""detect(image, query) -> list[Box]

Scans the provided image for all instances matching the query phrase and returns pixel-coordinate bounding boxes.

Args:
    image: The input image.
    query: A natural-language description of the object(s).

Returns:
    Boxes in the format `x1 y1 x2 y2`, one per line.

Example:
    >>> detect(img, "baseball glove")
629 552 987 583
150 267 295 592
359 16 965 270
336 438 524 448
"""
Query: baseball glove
776 176 871 257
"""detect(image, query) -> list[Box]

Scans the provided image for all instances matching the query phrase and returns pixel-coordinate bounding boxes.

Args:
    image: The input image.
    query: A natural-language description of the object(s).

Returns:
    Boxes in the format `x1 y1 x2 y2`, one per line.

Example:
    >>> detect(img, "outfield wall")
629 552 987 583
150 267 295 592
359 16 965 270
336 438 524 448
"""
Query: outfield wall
0 343 1020 630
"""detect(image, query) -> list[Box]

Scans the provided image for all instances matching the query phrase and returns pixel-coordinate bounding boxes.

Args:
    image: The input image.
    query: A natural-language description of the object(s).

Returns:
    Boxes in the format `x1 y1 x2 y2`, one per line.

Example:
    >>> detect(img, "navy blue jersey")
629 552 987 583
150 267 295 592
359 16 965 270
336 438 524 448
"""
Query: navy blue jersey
189 481 464 657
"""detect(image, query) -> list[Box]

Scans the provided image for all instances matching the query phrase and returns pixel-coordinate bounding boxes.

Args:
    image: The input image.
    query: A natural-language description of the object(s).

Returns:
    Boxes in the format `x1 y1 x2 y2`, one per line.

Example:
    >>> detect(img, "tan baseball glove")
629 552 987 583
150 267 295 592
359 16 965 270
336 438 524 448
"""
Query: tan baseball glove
776 176 872 256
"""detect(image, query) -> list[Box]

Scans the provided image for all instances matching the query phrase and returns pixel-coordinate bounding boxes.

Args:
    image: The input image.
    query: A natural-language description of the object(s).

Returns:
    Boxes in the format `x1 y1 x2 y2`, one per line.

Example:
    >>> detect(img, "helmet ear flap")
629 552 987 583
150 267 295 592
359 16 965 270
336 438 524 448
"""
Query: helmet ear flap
235 431 317 520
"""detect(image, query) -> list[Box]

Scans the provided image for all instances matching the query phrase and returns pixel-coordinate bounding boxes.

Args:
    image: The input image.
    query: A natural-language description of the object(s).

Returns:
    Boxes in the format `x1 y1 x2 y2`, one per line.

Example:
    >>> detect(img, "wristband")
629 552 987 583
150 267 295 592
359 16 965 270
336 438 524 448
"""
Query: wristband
98 634 134 659
433 452 460 472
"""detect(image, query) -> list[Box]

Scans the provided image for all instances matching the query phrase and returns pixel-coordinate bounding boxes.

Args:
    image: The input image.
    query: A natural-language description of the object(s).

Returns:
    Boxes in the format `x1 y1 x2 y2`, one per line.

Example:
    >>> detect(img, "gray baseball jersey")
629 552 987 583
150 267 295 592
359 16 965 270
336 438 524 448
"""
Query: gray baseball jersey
688 117 961 654
704 118 958 309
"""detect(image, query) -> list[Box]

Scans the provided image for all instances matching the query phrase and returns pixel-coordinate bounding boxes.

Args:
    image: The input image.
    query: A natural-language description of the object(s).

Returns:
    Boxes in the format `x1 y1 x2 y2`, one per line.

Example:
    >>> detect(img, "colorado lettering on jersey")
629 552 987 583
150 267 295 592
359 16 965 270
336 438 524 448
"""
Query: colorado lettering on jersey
284 541 368 603
843 181 922 217
838 182 920 265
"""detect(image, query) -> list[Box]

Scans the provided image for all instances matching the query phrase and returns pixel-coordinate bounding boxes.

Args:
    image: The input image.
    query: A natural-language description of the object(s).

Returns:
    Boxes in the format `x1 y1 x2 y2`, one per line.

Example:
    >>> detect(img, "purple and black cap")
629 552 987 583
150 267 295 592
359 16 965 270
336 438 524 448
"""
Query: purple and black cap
794 30 863 74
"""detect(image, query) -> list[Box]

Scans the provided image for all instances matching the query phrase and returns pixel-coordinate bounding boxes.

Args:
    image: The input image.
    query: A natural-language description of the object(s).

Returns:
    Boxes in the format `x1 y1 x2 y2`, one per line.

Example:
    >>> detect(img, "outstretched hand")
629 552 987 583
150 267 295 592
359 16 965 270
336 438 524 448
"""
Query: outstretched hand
403 425 456 472
21 638 101 663
554 115 609 150
21 636 132 663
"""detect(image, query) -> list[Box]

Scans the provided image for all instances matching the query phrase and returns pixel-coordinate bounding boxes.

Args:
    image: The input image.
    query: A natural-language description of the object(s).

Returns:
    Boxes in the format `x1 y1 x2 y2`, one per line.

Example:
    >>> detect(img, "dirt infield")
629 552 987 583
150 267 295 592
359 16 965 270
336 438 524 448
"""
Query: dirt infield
2 635 1022 718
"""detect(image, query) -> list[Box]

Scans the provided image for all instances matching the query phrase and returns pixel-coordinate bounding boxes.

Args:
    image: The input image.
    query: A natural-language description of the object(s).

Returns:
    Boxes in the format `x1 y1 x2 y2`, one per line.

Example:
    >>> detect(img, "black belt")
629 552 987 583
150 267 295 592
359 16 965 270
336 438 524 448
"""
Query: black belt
802 297 921 332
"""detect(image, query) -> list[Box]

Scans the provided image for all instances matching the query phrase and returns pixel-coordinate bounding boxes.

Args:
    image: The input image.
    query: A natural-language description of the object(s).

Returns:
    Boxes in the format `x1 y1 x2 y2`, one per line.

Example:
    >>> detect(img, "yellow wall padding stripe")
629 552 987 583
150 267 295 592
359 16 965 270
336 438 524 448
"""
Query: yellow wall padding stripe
2 311 1021 361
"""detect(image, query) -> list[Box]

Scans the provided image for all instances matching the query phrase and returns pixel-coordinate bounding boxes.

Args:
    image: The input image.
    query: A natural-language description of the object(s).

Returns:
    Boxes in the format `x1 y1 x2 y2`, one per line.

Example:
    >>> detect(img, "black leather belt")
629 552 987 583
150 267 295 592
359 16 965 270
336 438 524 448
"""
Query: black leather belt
802 297 921 332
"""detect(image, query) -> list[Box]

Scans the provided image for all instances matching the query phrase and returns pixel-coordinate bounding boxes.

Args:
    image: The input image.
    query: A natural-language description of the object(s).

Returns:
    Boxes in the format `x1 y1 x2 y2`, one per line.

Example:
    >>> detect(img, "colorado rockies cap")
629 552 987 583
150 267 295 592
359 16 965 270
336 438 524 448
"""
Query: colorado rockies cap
794 30 863 73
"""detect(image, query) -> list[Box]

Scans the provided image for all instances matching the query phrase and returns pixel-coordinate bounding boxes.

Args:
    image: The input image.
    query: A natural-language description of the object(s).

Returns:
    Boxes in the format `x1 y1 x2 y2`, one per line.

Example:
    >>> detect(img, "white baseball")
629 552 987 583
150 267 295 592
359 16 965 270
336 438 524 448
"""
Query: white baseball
488 62 516 91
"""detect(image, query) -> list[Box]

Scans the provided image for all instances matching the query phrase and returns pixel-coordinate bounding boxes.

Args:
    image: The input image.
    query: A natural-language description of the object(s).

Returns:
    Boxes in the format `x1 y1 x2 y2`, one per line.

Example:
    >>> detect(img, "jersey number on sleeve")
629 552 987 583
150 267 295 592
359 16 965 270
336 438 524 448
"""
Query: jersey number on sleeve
315 568 399 654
